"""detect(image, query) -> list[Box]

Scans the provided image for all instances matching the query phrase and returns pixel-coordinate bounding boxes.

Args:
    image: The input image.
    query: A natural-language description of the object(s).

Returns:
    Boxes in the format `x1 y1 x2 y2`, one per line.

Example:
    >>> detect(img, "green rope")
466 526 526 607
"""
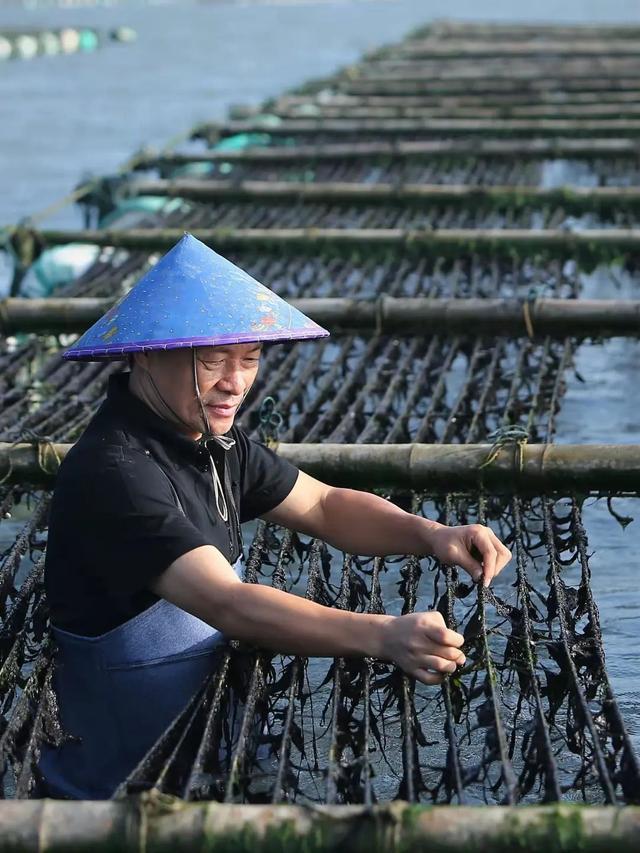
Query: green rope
258 396 284 449
480 424 530 473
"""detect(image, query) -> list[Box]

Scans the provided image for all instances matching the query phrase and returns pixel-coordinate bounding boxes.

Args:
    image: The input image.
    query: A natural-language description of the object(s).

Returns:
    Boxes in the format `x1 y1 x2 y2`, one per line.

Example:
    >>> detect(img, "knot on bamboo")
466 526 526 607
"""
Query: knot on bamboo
7 226 42 270
0 435 63 487
480 426 530 475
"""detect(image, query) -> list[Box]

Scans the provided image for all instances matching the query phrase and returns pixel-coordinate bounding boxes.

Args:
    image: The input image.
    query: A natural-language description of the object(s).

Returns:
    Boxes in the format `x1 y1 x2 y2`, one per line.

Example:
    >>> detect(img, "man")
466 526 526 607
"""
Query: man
39 234 511 799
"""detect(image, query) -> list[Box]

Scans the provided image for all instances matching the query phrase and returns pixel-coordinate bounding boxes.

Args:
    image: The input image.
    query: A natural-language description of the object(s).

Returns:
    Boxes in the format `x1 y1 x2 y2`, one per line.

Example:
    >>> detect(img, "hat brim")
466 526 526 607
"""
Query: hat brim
63 327 329 361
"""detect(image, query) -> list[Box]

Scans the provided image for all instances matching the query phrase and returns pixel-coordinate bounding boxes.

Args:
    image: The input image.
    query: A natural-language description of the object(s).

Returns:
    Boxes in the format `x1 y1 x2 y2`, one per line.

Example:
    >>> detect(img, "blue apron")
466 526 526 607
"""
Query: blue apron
38 555 244 799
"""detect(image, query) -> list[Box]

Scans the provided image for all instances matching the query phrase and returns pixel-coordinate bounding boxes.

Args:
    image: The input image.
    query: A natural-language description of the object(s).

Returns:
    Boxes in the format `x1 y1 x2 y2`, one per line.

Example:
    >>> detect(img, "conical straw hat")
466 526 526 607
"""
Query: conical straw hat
63 233 329 361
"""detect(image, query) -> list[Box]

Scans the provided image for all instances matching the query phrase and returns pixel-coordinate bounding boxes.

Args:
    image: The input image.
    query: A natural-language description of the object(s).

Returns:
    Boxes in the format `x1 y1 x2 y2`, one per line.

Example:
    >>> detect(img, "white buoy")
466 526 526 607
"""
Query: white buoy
39 31 62 56
14 34 39 60
0 37 12 62
60 28 81 54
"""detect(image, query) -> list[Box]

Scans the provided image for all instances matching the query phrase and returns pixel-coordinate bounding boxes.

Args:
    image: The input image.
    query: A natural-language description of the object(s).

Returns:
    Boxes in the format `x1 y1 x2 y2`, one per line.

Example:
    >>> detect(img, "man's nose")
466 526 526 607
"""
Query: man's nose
218 368 245 396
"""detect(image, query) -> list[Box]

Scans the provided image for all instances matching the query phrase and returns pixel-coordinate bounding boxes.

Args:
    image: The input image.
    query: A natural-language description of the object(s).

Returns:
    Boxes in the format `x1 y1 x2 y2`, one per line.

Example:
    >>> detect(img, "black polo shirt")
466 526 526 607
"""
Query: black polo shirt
44 372 298 636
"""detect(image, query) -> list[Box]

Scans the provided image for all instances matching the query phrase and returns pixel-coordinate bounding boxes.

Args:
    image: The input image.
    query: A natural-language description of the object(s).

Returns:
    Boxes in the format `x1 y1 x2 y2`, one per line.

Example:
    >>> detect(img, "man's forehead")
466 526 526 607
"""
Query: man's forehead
196 342 262 357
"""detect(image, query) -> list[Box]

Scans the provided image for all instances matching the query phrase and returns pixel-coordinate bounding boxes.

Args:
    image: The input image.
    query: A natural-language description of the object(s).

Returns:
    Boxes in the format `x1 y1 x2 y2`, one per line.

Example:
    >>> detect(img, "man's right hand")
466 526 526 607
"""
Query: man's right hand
379 611 465 685
154 545 466 683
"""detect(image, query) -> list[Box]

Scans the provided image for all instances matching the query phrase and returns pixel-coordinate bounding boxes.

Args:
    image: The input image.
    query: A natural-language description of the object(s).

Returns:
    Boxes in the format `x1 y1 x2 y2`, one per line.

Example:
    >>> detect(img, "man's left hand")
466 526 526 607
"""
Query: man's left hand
425 523 512 587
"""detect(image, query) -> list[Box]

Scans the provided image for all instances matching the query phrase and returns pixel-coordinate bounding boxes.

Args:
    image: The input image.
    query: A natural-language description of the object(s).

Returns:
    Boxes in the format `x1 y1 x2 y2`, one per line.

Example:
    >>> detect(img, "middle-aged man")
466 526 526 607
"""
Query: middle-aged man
39 234 511 799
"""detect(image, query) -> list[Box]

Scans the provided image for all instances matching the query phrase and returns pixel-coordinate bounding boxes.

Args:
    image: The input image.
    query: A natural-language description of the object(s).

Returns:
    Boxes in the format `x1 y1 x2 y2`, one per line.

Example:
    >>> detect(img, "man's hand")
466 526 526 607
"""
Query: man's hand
380 610 465 685
425 523 512 587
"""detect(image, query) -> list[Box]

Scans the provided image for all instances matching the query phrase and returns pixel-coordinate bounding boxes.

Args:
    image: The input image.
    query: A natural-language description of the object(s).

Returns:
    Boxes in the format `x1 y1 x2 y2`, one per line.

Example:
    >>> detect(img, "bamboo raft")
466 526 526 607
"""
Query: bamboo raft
3 17 640 851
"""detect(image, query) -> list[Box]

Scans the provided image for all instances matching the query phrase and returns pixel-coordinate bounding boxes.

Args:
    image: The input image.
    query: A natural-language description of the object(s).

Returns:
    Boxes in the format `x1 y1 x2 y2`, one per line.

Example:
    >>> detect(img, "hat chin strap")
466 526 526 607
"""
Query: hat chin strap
133 359 197 437
192 349 249 525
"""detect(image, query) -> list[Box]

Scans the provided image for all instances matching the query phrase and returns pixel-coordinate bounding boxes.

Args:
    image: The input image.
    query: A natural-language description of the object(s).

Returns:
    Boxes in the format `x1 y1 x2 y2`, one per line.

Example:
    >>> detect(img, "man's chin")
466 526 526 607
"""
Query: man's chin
205 410 236 434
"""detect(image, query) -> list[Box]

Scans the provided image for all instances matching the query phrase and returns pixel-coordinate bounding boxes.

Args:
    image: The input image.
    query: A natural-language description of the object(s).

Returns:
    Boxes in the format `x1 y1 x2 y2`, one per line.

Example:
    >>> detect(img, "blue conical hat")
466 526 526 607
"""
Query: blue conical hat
63 233 329 361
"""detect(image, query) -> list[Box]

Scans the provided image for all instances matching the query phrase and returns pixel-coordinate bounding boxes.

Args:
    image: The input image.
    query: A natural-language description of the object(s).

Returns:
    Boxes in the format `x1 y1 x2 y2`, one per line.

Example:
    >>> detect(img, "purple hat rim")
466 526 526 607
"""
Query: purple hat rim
63 327 330 361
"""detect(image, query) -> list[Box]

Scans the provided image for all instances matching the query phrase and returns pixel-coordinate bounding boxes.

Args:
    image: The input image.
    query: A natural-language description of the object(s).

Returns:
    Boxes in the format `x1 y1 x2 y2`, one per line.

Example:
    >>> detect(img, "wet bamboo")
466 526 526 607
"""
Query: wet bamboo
281 443 640 492
425 22 640 39
275 101 640 120
252 103 640 120
1 800 639 852
4 442 640 492
391 38 640 59
195 117 640 140
138 138 640 167
30 227 640 261
271 90 640 108
126 178 640 214
3 297 639 338
364 59 640 78
341 77 640 95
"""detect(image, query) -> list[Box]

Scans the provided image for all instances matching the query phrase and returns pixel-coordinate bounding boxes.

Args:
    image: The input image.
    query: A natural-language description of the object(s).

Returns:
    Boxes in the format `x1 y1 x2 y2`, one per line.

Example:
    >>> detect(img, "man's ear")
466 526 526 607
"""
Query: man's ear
131 351 151 373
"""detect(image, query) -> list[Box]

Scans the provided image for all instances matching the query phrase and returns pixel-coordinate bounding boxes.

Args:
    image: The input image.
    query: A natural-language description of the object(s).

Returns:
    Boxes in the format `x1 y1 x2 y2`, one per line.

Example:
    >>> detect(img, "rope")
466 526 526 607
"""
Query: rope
0 124 195 233
479 424 530 474
0 430 63 486
258 396 284 449
522 296 536 339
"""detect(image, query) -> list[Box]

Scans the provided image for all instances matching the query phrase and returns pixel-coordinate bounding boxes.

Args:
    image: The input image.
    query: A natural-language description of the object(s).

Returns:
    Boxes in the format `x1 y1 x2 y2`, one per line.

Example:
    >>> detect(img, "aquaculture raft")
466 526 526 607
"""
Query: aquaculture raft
3 18 640 851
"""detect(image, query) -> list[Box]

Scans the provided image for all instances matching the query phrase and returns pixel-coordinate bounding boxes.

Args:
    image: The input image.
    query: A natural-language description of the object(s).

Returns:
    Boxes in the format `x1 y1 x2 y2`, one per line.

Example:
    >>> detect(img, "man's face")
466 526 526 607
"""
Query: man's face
138 342 262 438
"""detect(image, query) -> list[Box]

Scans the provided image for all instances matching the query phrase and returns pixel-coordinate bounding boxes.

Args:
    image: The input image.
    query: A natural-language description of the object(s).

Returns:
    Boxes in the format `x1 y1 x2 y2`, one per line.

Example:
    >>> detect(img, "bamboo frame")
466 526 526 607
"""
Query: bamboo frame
340 77 640 96
0 800 639 852
194 117 640 140
425 22 640 39
364 59 640 78
136 138 640 167
28 227 640 261
125 178 640 214
4 442 640 492
2 297 639 338
242 103 640 121
390 38 640 59
270 91 640 108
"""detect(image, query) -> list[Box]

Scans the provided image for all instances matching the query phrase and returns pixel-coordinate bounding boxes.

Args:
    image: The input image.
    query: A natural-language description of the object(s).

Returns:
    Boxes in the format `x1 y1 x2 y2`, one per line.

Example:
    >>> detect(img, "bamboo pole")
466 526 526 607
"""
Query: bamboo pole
1 800 639 852
364 59 640 78
281 443 640 492
28 227 640 262
137 138 640 167
426 22 640 39
271 91 640 108
3 297 639 338
341 77 640 96
4 442 640 492
125 178 640 214
194 117 640 140
252 103 640 121
391 38 640 59
0 297 110 334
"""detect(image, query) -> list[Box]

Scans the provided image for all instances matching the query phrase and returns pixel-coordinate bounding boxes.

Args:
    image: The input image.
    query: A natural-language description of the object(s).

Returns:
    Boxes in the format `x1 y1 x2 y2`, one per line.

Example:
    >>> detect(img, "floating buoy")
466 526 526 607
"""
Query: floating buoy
13 34 39 60
59 28 81 54
18 244 101 299
0 37 11 61
78 29 99 52
110 26 137 44
39 31 61 55
0 26 132 61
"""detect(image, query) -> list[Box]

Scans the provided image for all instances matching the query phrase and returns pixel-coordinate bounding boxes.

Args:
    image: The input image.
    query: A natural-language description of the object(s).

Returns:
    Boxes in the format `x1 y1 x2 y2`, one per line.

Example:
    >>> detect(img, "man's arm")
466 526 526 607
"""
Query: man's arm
150 544 466 686
264 471 512 587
